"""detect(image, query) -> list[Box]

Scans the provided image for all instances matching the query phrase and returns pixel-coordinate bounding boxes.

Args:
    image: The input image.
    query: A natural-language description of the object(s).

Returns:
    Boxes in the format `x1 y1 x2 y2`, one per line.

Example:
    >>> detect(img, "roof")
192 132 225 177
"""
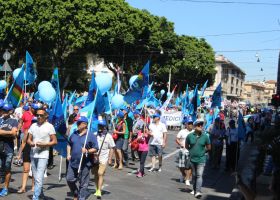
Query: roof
244 82 266 89
265 80 276 84
215 55 246 75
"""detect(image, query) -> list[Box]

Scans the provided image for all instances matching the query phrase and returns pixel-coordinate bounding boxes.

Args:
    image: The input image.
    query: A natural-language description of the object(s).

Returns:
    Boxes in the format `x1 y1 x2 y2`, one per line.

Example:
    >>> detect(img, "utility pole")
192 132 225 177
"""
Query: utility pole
168 67 171 93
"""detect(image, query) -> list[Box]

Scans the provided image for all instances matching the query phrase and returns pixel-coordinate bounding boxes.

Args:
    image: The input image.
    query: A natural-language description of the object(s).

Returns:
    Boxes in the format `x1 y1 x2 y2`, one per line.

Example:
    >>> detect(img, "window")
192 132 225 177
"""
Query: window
231 77 234 84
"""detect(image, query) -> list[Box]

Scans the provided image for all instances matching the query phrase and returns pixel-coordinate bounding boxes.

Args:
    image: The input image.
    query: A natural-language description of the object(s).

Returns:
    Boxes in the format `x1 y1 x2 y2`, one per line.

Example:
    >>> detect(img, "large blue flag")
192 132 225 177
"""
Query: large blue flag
124 61 150 104
211 83 222 108
51 68 60 93
50 95 67 157
238 111 246 140
85 72 98 106
25 51 37 85
190 85 198 121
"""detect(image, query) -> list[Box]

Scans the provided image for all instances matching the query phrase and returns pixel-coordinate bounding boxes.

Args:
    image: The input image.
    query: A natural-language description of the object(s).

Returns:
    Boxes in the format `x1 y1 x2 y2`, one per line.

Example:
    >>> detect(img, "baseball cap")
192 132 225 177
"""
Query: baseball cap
23 105 29 111
133 110 141 115
2 104 13 111
77 116 88 124
193 119 204 126
98 119 107 126
183 116 193 124
117 111 124 118
120 107 129 112
152 113 161 118
31 103 41 110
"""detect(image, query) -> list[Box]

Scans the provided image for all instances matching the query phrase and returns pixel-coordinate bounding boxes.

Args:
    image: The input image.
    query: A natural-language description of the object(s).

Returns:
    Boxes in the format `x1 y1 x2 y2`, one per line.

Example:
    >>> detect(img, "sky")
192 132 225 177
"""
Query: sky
126 0 280 81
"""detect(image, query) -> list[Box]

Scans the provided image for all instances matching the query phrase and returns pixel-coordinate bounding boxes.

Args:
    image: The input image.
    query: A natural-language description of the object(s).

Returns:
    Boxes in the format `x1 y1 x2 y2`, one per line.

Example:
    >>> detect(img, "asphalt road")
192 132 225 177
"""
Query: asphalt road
4 130 235 200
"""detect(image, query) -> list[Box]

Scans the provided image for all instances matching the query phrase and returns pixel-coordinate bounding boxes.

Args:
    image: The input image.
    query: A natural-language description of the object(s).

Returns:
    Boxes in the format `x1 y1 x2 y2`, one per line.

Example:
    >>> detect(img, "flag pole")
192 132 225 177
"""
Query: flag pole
77 89 98 174
58 155 63 182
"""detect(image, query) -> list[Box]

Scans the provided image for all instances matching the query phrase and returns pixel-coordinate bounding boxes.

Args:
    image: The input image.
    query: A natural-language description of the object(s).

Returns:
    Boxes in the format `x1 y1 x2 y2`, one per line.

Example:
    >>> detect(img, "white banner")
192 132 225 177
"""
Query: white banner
162 111 183 126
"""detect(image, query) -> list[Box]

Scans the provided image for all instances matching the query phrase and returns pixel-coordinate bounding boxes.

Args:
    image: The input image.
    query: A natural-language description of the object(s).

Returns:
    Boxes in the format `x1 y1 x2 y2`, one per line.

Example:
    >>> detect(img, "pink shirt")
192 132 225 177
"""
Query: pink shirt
137 131 149 152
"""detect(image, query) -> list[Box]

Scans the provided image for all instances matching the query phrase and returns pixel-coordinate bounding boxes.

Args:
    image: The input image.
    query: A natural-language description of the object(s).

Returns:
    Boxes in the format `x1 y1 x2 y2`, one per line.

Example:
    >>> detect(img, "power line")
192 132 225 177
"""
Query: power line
164 0 280 6
196 29 280 37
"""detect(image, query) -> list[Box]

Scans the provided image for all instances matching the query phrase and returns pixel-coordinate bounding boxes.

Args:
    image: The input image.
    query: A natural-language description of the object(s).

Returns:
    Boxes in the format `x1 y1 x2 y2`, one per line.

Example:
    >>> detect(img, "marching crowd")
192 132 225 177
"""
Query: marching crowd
0 96 275 200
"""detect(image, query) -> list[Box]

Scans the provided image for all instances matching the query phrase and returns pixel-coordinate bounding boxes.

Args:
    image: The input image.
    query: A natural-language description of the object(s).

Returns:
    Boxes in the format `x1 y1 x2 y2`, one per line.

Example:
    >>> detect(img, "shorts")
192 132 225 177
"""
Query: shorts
91 163 107 176
178 149 190 168
115 138 124 150
149 145 163 157
0 152 14 172
22 144 31 163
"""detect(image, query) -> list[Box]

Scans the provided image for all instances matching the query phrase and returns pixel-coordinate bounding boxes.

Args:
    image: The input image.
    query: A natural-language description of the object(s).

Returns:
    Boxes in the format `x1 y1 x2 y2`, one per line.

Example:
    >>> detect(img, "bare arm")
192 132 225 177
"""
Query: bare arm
0 127 18 137
27 133 35 147
67 145 71 160
206 144 211 151
162 132 167 148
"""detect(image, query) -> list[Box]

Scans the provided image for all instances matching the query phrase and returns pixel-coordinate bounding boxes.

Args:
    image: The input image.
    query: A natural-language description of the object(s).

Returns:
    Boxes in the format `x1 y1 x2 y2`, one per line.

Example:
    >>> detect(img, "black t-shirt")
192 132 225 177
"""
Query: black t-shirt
0 117 18 154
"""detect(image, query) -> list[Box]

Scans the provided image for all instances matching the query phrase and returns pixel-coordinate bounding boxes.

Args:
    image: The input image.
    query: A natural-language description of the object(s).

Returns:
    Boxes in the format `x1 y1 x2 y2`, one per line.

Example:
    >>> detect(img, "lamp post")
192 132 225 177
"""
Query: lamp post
3 49 11 82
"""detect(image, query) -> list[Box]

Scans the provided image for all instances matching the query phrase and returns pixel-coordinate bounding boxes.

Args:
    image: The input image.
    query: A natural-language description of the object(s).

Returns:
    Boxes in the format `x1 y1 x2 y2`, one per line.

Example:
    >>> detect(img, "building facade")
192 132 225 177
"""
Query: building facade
205 55 246 101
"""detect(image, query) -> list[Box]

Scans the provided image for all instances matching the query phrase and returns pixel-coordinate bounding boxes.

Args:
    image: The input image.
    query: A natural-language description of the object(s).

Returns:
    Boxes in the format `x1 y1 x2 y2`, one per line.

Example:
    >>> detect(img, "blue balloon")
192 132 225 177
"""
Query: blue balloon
39 87 56 103
160 89 165 95
129 75 138 88
0 80 7 90
111 94 124 109
13 68 26 80
167 92 171 97
38 81 52 91
95 72 112 95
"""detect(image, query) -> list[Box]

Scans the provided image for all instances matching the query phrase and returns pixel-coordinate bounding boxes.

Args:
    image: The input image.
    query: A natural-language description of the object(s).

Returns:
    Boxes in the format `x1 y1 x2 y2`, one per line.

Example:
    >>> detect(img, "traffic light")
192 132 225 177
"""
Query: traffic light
272 94 280 107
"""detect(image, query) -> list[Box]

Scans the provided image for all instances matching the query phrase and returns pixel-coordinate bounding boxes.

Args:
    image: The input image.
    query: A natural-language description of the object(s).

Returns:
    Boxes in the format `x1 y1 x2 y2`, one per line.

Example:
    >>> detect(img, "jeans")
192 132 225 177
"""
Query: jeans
138 151 148 174
122 139 129 162
31 158 48 200
191 162 205 193
66 165 90 200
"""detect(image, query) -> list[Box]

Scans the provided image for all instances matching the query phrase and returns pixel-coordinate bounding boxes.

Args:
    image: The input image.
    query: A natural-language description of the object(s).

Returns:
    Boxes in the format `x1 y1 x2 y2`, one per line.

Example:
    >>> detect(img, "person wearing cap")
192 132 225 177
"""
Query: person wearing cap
92 119 115 198
148 112 167 172
176 116 193 186
66 116 98 200
185 119 211 198
225 119 239 172
208 117 226 169
131 110 144 161
120 107 133 166
113 111 126 170
27 108 57 200
0 104 18 197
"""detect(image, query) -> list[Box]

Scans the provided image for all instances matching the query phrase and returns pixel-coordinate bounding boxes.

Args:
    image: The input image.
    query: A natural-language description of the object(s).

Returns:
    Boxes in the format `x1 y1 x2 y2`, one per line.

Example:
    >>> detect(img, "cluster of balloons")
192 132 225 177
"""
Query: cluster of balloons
37 81 56 103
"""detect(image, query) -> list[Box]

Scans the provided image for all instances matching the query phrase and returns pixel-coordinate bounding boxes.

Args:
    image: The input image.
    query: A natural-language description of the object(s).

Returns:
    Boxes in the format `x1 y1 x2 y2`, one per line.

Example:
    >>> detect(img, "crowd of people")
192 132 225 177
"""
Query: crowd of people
0 95 277 200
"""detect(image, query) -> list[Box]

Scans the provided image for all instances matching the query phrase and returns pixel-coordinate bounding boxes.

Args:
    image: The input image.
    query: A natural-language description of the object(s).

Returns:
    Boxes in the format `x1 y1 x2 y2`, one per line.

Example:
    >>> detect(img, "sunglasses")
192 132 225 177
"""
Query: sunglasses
196 123 203 127
74 109 79 111
36 114 45 118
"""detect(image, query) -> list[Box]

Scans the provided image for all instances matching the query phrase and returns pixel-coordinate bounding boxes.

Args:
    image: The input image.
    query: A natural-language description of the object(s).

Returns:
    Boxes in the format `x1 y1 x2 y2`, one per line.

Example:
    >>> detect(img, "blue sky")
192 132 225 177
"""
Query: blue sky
126 0 280 81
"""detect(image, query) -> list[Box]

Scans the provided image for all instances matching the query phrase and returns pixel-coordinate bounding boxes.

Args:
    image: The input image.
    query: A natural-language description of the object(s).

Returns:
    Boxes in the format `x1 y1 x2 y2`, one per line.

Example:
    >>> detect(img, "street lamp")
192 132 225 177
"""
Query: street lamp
3 49 11 82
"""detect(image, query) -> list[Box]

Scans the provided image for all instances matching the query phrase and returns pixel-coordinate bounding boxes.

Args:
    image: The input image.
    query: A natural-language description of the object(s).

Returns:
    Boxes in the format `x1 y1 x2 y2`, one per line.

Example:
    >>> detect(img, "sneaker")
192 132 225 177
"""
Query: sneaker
190 190 195 195
0 188 8 197
148 167 155 172
185 179 191 186
94 189 102 197
158 167 162 172
44 171 48 178
195 192 202 198
136 172 143 178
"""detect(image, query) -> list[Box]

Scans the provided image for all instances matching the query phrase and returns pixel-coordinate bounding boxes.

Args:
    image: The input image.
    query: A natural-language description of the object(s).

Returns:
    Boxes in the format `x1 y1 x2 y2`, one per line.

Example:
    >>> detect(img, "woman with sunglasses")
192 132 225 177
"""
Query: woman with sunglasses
113 112 126 170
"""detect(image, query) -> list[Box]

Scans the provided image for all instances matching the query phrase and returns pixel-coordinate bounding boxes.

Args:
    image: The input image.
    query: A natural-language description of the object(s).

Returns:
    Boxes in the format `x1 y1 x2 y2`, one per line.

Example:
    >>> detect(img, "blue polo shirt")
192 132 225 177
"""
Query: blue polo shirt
68 130 99 168
0 117 18 154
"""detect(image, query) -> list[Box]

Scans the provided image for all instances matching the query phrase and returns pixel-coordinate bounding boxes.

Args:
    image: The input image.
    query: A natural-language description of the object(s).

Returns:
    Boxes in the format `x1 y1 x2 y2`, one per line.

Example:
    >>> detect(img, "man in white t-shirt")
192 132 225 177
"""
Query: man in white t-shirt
27 108 57 200
148 113 167 172
176 117 193 186
92 120 115 198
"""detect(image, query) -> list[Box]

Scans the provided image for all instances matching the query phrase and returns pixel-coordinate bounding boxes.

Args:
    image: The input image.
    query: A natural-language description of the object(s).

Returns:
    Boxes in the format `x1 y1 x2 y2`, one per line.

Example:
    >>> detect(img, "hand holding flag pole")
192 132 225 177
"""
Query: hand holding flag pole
77 89 98 174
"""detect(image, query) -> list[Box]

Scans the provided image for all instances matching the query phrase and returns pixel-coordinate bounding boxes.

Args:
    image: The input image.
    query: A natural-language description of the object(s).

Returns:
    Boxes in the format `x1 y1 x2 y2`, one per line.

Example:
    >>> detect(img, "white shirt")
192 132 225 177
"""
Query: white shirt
226 128 238 143
149 122 167 145
176 129 192 149
29 122 56 159
97 133 115 164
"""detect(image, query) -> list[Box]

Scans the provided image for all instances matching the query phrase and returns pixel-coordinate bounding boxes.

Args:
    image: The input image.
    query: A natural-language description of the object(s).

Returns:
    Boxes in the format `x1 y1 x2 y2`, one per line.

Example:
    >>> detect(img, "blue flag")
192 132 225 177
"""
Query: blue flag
25 51 37 85
51 68 61 100
211 83 222 108
85 72 98 106
238 111 246 140
50 95 67 157
200 80 208 97
124 61 150 104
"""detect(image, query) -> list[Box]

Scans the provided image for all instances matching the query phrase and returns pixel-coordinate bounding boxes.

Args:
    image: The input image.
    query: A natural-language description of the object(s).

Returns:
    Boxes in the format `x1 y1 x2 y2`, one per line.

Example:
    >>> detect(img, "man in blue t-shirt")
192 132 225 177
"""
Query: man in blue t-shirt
66 116 98 200
0 104 18 197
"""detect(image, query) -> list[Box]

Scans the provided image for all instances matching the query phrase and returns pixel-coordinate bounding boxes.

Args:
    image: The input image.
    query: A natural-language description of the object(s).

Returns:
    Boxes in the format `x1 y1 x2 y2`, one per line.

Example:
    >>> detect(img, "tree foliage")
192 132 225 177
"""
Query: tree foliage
0 0 215 92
